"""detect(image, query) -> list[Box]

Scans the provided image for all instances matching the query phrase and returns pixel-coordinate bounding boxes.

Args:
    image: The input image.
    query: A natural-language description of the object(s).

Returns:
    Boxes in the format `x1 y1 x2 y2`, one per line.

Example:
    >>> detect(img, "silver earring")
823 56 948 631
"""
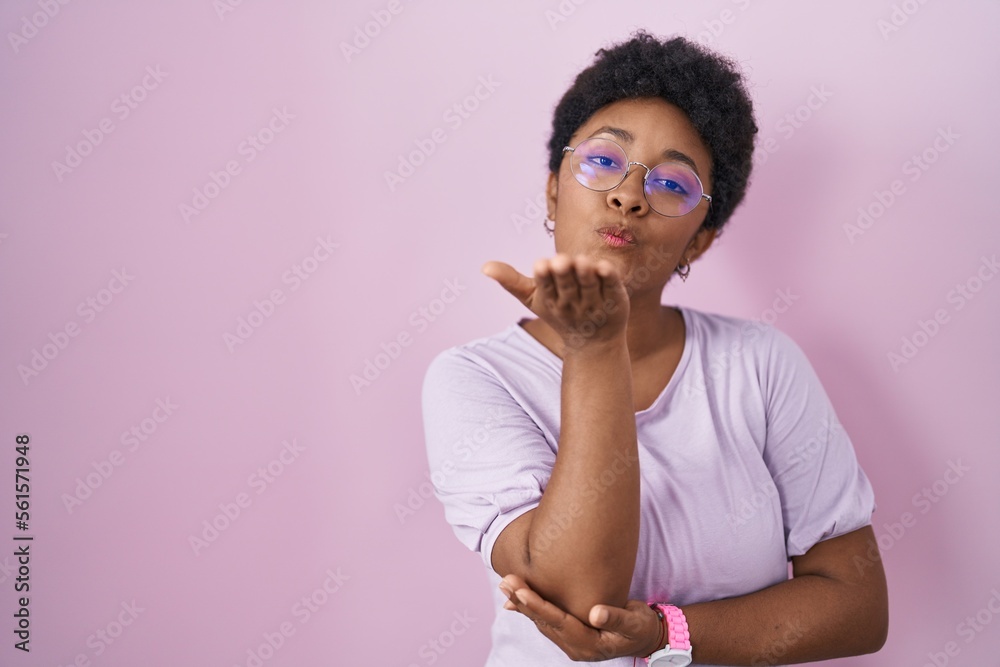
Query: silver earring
543 218 554 236
676 258 691 282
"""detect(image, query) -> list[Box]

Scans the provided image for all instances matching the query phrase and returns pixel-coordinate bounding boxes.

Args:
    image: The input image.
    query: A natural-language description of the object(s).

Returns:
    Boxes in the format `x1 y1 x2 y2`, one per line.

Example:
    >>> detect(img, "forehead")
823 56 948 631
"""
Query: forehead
571 97 712 177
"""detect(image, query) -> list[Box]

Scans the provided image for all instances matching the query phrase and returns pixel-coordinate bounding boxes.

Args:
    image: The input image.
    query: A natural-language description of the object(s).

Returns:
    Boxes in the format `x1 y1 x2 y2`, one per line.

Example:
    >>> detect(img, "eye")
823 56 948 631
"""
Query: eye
650 178 689 195
586 153 620 169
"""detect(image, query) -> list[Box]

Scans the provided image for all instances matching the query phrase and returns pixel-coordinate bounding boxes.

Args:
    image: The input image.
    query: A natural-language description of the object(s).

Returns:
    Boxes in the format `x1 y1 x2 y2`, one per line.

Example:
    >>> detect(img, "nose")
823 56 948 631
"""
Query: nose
607 162 650 214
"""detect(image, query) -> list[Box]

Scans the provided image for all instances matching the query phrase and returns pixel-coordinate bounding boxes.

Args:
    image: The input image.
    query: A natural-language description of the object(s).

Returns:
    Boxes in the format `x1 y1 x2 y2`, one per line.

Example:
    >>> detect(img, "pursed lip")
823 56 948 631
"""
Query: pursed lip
596 226 637 244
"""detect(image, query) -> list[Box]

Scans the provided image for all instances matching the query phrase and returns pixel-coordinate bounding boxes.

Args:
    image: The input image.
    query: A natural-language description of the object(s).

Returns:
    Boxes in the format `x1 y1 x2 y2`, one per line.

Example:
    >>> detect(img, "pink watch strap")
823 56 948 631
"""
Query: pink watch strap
657 604 691 650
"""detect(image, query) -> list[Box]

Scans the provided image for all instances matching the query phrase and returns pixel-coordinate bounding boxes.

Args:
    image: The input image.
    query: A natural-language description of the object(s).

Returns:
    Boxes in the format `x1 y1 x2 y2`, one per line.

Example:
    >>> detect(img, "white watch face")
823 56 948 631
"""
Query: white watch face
649 651 692 667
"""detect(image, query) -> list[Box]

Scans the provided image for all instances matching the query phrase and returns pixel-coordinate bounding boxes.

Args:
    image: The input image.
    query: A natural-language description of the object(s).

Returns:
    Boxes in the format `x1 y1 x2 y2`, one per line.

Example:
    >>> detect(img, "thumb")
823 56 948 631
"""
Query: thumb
588 603 632 632
481 261 535 303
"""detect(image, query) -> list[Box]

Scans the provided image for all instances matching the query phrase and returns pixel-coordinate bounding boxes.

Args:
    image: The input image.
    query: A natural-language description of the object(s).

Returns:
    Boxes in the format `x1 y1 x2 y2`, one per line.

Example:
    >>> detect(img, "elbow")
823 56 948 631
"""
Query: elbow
864 573 890 654
862 607 889 655
850 590 888 656
522 546 631 625
545 587 627 628
493 515 634 625
563 585 630 627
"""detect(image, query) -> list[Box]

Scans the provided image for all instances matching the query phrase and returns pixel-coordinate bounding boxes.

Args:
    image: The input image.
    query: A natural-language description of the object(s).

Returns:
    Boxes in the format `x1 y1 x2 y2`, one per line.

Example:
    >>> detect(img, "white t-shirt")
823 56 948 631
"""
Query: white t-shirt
420 304 876 666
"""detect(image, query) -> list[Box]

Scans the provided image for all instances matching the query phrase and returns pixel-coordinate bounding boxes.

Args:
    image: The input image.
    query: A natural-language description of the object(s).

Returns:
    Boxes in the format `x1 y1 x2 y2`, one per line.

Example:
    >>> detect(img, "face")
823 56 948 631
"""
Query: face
546 96 717 297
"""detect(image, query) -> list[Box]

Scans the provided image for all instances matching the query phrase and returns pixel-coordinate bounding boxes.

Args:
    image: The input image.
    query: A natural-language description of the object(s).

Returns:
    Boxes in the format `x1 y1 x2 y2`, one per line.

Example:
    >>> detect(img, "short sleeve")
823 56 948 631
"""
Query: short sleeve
758 326 877 558
420 348 556 572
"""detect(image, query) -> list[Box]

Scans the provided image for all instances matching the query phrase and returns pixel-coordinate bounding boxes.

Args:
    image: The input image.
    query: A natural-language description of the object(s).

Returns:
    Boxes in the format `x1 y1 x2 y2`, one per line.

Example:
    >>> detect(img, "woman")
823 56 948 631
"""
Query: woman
421 30 887 666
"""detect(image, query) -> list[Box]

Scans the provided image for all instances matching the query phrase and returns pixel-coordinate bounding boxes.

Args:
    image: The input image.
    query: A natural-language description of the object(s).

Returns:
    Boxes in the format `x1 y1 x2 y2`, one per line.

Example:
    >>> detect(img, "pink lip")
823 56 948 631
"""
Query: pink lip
597 227 636 247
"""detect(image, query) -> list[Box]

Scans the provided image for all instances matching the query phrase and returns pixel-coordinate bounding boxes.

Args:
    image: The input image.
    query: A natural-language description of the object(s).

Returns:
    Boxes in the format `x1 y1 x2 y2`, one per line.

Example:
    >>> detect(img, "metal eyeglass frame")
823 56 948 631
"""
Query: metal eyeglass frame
562 138 712 217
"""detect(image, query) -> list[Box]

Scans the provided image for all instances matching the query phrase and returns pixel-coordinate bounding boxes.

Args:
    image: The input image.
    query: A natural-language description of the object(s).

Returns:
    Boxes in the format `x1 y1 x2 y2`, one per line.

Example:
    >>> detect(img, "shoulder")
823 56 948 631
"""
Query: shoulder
677 305 814 401
678 304 787 359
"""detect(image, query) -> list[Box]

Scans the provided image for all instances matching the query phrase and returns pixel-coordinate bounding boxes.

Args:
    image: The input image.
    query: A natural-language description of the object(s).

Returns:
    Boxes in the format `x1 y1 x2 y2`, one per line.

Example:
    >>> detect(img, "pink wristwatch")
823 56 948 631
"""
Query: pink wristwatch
645 603 692 666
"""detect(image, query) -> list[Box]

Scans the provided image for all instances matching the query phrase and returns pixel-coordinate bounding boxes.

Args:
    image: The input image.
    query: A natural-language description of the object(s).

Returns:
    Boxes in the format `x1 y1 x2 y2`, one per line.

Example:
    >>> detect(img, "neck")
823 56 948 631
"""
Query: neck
621 294 680 363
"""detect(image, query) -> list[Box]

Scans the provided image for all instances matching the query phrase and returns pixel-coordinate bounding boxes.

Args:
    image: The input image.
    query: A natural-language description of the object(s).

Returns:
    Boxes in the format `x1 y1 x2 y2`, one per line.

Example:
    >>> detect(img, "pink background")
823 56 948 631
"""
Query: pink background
2 1 998 665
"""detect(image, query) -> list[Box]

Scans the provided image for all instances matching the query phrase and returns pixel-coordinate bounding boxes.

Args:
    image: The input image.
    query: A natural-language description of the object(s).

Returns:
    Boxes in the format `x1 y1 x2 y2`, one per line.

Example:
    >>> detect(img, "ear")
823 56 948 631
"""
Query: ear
684 226 717 263
545 171 559 220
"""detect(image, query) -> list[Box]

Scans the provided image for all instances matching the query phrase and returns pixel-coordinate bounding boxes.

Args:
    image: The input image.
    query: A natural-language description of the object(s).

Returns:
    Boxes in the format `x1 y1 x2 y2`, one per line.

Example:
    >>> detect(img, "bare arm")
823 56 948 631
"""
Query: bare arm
483 253 639 624
495 524 889 665
492 336 639 623
679 524 889 664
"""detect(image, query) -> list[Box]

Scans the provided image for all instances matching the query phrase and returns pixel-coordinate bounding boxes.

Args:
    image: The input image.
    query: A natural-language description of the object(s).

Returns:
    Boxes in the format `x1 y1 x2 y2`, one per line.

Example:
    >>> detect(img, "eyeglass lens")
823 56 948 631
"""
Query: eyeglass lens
569 137 704 217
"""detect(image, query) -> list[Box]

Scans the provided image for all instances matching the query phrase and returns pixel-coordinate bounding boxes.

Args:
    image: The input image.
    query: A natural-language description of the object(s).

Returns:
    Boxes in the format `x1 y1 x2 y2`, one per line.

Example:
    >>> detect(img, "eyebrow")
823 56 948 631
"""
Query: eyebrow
587 125 704 178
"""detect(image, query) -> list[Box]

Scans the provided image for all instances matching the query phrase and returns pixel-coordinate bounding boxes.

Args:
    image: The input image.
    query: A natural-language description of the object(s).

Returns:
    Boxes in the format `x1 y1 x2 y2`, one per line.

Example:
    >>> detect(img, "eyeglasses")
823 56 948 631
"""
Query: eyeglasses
562 137 711 217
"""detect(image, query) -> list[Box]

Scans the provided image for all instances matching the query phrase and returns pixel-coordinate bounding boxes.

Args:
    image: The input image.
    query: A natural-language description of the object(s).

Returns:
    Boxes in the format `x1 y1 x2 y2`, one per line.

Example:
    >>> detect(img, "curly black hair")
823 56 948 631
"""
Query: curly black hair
547 30 758 236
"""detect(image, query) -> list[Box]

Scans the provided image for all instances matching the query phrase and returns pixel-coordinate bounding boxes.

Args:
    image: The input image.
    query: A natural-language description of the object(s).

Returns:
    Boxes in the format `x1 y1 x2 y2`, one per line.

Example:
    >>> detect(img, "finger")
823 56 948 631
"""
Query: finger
574 255 602 306
498 574 532 612
549 253 579 308
497 576 557 628
509 586 572 631
508 586 613 662
596 260 626 303
498 574 528 609
533 258 558 309
482 261 534 303
501 573 530 591
499 587 542 624
573 255 601 297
